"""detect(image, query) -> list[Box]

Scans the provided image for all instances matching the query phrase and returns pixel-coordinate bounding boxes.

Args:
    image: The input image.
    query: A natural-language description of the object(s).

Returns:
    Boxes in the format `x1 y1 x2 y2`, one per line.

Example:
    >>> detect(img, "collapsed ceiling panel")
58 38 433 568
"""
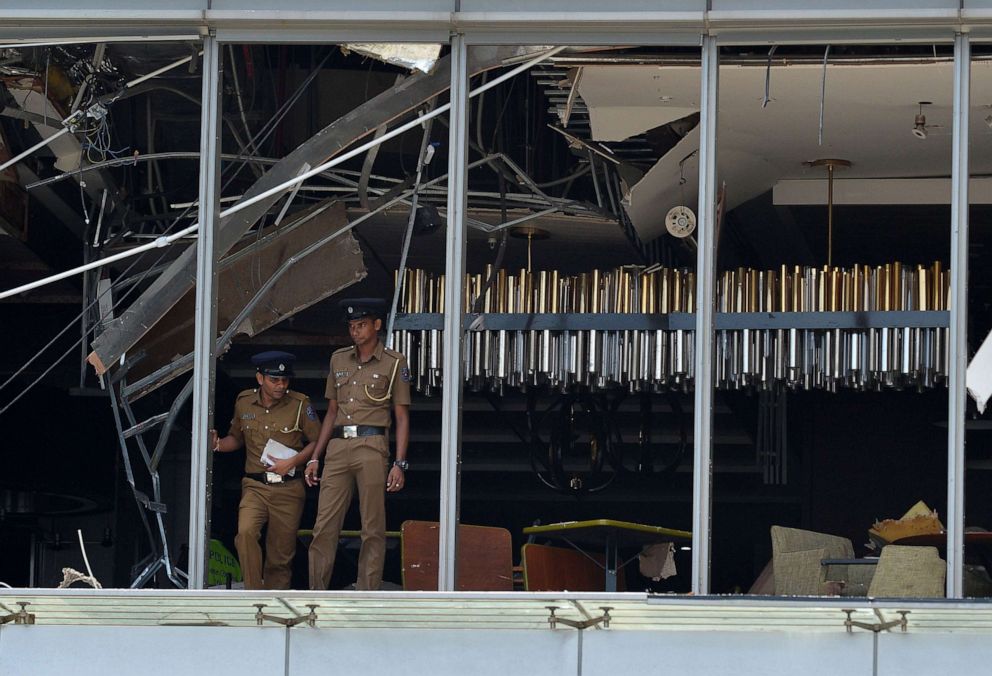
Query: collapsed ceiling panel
126 201 366 398
342 43 442 74
577 65 699 142
625 126 700 238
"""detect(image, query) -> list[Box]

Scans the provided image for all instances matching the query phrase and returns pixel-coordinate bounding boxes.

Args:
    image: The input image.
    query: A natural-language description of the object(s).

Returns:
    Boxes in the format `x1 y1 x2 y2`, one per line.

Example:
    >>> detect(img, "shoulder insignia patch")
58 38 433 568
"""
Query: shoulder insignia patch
400 367 411 383
306 405 318 420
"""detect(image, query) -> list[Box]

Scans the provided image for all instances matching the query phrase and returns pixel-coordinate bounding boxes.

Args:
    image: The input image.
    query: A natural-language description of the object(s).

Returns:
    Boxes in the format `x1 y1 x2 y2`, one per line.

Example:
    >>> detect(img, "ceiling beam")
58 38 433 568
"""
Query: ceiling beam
774 177 992 206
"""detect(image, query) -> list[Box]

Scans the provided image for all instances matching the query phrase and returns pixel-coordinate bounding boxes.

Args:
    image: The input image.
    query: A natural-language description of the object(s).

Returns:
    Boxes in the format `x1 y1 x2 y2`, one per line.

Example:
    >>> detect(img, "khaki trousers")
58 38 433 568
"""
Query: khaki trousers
308 436 389 590
235 478 305 590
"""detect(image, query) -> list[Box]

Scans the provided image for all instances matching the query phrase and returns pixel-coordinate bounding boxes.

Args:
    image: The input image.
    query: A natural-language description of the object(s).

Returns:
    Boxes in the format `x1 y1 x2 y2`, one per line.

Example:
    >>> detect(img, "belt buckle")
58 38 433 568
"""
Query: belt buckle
264 471 283 484
342 425 358 439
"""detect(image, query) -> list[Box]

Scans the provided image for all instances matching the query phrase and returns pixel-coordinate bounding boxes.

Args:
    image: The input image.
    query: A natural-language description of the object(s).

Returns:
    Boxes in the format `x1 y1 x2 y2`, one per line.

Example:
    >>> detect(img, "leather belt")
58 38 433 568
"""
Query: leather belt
245 472 301 485
332 424 386 439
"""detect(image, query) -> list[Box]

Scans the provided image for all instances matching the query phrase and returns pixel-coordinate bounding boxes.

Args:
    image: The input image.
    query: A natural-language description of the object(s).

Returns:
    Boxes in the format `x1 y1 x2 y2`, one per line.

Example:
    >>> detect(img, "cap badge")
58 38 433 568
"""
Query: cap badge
278 364 285 371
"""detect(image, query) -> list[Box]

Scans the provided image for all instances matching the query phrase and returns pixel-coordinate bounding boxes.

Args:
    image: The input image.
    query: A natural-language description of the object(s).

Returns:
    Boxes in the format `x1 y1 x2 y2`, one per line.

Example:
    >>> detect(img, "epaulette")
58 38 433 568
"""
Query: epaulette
383 347 405 361
331 346 354 356
236 388 256 399
285 390 309 402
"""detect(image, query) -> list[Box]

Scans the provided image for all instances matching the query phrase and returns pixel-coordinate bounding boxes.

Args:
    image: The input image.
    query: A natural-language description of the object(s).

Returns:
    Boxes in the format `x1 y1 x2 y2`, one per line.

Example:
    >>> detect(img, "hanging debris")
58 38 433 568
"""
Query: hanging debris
342 43 442 74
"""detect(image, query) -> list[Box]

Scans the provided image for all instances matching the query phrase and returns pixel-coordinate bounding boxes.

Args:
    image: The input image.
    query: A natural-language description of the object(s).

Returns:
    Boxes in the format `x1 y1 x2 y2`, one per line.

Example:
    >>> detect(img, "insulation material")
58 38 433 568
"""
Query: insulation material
3 77 81 173
343 43 442 74
968 326 992 414
869 500 944 545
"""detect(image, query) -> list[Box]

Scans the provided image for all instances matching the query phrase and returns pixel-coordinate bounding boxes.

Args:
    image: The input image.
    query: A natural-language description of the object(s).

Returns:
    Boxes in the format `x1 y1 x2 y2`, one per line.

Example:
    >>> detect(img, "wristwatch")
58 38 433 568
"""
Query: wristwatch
393 459 409 471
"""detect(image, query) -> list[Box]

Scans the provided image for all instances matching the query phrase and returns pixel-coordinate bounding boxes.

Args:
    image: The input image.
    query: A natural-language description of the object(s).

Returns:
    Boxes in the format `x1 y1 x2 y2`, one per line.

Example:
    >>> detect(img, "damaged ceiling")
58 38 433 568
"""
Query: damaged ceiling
1 37 991 591
0 42 989 393
579 58 992 241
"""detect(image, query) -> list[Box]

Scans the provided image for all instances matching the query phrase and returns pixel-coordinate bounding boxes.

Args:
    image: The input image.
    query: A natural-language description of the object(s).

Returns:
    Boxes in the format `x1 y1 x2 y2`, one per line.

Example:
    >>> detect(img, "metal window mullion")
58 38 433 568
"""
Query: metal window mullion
188 35 222 590
947 32 970 600
692 34 718 597
438 33 469 592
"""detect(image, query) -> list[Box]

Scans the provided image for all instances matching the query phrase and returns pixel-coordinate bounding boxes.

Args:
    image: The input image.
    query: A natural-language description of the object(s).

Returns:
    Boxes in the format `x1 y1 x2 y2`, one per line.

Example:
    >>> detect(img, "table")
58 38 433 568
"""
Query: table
522 519 692 592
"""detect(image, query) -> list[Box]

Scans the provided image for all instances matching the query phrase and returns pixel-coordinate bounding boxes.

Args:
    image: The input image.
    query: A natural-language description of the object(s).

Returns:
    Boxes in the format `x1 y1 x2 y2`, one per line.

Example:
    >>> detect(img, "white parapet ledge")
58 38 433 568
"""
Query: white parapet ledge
2 588 992 632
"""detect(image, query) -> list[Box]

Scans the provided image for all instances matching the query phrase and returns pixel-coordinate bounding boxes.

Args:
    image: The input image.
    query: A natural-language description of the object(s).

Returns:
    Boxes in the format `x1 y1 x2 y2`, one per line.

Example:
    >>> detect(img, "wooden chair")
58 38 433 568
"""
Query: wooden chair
400 520 514 591
520 542 626 592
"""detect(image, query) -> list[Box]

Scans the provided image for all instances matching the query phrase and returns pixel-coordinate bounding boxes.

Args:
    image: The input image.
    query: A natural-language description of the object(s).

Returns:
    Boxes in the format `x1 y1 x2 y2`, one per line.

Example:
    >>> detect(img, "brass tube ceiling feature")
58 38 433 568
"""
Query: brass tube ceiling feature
392 263 948 395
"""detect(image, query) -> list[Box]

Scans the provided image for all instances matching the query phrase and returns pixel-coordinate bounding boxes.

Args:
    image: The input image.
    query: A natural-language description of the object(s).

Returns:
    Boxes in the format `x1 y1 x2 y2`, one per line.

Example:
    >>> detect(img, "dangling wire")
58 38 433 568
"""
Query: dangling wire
677 149 697 209
762 45 777 108
818 45 831 146
43 49 51 127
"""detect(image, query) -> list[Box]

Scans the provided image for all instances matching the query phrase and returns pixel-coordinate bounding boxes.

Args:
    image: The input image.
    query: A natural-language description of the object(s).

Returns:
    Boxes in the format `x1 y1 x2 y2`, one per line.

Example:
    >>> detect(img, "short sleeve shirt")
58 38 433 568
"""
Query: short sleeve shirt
228 389 322 473
325 341 411 428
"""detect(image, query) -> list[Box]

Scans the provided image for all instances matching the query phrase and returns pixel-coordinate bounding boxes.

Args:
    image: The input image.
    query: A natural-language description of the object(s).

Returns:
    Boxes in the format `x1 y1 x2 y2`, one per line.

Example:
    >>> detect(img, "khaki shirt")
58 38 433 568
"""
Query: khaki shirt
229 389 322 474
325 341 411 428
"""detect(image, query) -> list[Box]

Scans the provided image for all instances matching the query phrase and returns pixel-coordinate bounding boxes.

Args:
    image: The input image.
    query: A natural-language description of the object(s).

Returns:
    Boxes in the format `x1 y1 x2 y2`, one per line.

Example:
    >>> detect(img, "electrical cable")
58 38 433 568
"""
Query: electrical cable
227 43 263 178
818 45 831 146
0 48 339 413
762 45 778 108
3 47 558 408
534 163 590 189
0 64 317 407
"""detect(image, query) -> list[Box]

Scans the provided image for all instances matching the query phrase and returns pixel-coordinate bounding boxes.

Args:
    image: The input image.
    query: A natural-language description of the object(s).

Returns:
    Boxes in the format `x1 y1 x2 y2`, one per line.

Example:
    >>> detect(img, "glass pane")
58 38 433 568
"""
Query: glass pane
714 43 953 598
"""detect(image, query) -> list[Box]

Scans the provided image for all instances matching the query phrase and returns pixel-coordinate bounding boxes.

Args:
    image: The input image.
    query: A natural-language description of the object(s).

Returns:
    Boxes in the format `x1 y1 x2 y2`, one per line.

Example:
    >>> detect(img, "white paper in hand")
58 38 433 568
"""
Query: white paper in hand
261 439 297 477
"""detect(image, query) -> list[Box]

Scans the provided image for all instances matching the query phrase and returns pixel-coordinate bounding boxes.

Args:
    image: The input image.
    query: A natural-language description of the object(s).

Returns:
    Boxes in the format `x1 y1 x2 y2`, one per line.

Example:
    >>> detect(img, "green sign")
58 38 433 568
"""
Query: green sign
208 539 243 587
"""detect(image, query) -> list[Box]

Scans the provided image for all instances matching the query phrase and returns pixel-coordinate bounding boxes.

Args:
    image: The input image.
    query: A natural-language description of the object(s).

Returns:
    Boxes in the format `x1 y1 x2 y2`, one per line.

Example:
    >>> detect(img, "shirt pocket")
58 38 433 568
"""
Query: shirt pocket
240 420 260 441
365 373 389 399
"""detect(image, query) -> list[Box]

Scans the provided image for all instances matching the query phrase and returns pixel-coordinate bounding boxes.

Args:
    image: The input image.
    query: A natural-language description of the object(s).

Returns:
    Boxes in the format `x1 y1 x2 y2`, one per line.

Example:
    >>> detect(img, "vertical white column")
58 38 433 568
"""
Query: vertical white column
188 35 222 589
439 34 469 591
692 34 719 596
947 32 970 599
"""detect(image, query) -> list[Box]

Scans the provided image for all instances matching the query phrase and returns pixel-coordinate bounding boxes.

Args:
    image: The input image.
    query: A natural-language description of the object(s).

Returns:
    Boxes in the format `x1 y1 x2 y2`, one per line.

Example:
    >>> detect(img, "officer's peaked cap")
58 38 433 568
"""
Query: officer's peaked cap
251 351 296 377
340 298 387 322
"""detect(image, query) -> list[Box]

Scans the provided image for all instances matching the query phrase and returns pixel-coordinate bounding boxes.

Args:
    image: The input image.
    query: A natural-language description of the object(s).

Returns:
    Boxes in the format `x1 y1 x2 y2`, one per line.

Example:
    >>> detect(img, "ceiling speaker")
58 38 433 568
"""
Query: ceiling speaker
665 206 696 238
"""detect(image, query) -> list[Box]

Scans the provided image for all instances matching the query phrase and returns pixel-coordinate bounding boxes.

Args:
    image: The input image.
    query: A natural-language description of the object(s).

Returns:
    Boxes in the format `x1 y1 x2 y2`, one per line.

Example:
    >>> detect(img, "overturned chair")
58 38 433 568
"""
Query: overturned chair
867 544 945 598
770 525 876 596
400 520 514 591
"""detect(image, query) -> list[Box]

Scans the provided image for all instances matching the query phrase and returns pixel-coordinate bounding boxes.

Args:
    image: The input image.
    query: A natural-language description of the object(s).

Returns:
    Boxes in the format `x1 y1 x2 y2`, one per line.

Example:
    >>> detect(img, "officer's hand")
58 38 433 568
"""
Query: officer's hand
304 462 320 486
209 429 219 452
268 457 295 477
386 465 405 493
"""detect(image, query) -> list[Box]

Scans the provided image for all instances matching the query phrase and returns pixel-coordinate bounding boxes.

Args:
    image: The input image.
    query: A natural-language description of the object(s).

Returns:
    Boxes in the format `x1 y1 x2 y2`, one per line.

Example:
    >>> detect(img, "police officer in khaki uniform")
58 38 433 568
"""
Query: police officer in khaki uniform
305 299 411 591
210 351 322 590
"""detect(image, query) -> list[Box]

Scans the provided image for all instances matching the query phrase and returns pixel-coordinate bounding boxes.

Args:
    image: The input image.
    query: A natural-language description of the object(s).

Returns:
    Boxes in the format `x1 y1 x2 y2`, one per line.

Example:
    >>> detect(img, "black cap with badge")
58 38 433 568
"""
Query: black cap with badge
251 350 296 377
339 298 387 322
